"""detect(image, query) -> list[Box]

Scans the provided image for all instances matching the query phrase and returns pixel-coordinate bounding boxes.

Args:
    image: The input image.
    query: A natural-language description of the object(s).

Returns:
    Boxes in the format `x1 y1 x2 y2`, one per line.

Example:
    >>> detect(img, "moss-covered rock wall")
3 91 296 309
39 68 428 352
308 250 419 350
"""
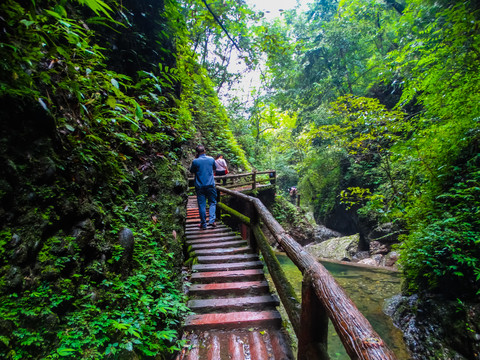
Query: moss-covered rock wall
0 0 249 358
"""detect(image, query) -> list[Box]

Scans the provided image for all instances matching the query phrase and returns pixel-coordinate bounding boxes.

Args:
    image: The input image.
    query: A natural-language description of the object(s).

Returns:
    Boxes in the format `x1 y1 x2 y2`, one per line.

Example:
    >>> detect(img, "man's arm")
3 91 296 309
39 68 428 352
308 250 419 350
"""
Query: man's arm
190 160 197 174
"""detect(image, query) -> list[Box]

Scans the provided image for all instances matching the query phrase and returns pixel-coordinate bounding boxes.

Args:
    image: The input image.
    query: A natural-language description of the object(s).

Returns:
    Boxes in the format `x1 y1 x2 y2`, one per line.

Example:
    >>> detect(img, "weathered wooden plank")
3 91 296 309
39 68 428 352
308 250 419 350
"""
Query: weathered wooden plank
190 269 266 284
189 280 269 296
184 311 282 331
188 295 279 313
196 253 258 264
192 260 264 272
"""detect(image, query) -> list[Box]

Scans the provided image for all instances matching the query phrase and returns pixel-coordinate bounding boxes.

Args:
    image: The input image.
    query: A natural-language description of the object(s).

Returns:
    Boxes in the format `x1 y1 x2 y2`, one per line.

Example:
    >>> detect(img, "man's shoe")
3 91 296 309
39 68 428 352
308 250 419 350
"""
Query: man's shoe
199 224 207 230
208 222 217 228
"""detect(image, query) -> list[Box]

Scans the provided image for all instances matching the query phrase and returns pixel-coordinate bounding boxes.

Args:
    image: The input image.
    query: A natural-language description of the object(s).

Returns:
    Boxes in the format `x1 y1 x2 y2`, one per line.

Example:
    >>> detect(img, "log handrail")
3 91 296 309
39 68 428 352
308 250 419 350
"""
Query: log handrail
216 185 397 360
188 170 276 190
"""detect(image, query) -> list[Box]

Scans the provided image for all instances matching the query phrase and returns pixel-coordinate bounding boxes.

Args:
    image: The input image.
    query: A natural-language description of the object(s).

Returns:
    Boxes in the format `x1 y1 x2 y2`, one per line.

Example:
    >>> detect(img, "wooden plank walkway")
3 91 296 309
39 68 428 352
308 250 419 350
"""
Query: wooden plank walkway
175 196 294 360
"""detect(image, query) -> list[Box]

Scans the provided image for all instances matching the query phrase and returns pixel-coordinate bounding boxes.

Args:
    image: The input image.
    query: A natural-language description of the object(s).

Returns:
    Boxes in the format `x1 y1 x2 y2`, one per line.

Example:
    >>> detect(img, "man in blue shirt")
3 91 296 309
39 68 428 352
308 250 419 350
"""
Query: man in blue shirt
190 145 217 229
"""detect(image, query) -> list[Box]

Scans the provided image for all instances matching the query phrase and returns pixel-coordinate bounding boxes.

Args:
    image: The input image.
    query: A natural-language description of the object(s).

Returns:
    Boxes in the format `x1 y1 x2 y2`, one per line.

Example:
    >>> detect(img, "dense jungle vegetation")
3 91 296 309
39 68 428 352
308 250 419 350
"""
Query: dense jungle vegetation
228 0 480 301
0 0 479 358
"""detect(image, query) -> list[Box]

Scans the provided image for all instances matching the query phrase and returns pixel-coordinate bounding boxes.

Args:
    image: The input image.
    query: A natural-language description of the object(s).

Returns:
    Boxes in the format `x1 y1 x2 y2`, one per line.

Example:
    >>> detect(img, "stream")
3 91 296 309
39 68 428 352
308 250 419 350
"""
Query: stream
274 253 412 359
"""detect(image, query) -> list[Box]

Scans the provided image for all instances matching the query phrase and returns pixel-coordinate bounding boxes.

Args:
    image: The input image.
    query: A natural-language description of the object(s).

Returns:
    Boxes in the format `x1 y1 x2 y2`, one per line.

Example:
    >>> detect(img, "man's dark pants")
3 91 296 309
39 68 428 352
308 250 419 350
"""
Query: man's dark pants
196 186 217 228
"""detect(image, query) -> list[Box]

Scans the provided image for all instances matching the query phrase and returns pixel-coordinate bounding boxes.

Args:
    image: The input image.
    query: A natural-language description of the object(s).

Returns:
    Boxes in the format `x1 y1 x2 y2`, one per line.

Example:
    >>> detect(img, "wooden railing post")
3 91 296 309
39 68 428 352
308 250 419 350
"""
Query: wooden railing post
252 224 301 334
249 202 259 253
216 186 221 222
298 273 329 360
269 170 276 185
252 170 257 190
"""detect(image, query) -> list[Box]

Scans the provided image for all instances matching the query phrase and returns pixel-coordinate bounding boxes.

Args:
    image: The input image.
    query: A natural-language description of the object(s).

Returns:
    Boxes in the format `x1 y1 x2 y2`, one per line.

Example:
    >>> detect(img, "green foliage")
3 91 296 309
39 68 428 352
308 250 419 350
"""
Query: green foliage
0 194 189 359
270 195 302 227
242 0 480 300
399 149 480 297
179 61 250 170
0 0 206 358
179 0 258 91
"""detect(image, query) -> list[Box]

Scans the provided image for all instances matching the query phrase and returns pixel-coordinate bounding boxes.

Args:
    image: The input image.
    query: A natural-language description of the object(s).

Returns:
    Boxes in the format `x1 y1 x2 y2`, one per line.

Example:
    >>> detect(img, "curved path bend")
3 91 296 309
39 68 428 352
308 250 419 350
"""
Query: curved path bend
175 196 294 360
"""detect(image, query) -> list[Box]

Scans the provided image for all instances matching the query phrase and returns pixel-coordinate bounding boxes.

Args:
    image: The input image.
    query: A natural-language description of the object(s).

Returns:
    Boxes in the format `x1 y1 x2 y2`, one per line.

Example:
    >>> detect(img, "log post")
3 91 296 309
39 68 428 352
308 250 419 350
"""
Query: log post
269 170 276 185
252 224 301 335
297 194 301 207
216 186 221 222
252 170 257 190
297 273 329 360
249 202 259 253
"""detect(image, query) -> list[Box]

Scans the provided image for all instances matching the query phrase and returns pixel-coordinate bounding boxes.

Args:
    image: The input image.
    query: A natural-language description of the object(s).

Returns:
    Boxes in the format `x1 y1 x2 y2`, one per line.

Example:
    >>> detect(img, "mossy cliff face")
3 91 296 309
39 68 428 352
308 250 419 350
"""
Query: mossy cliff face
0 104 189 359
0 0 195 358
0 0 250 357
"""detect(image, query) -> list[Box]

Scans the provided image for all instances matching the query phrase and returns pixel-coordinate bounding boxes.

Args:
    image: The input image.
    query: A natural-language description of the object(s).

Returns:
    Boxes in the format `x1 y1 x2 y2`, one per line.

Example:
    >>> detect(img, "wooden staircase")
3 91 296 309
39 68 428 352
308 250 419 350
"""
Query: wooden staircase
175 196 294 360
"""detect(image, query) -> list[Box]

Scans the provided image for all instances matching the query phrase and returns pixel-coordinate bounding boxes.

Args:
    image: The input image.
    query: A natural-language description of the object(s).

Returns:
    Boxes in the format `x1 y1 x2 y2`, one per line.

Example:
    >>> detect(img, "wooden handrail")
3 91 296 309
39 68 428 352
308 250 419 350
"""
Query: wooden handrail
216 185 397 360
188 170 276 191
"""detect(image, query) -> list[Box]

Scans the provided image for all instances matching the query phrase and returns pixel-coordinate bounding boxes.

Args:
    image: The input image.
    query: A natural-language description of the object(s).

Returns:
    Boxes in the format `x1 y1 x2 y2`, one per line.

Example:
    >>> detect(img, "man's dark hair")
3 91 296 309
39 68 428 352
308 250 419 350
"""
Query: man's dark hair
195 145 205 155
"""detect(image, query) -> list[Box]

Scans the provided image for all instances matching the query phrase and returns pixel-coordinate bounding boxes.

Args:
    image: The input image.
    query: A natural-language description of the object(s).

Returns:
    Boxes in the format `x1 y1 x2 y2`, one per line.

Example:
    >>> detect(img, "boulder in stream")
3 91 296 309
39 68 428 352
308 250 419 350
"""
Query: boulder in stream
305 233 359 261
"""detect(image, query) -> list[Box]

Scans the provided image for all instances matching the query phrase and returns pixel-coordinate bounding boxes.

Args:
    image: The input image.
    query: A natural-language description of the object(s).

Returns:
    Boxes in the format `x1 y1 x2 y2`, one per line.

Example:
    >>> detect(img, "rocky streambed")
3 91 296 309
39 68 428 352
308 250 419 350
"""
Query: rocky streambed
303 232 400 268
283 225 480 360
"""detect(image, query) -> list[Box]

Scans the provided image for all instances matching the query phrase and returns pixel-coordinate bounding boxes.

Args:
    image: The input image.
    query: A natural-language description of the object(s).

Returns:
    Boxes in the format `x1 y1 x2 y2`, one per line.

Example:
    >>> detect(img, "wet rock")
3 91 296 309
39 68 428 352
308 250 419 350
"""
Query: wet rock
118 228 135 274
288 226 314 246
9 243 28 264
367 222 398 243
383 251 399 267
385 294 480 359
4 266 23 291
352 251 370 261
305 234 360 261
358 256 383 266
370 240 390 255
71 219 95 249
10 233 21 247
7 234 28 264
313 225 342 243
119 227 134 255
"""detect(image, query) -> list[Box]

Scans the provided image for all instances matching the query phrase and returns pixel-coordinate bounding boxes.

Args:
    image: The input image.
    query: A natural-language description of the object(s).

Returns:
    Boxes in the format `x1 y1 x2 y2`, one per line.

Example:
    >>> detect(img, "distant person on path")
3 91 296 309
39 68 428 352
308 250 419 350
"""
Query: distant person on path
190 145 217 230
289 186 297 204
215 154 228 185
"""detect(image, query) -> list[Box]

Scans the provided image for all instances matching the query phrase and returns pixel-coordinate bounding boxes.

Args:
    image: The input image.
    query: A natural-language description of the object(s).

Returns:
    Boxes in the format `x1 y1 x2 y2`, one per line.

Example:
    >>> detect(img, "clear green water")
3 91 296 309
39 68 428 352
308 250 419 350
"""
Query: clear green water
274 253 412 359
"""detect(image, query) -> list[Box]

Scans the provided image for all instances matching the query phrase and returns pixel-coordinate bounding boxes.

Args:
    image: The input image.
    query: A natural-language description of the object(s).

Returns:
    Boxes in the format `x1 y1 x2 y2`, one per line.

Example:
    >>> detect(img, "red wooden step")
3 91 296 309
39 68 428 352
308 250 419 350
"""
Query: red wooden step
249 331 270 360
189 240 247 250
175 330 295 360
187 235 241 245
193 246 251 256
192 261 263 273
185 226 230 233
228 334 244 360
186 230 235 239
190 270 265 284
196 253 258 264
186 219 202 223
186 228 232 237
186 223 228 229
187 295 279 313
184 310 282 330
188 281 270 297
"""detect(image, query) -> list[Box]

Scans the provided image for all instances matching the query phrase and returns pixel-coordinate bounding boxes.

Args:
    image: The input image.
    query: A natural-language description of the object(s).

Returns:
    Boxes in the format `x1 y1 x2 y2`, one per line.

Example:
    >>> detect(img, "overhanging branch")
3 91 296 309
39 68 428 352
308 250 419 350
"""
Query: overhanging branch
201 0 242 53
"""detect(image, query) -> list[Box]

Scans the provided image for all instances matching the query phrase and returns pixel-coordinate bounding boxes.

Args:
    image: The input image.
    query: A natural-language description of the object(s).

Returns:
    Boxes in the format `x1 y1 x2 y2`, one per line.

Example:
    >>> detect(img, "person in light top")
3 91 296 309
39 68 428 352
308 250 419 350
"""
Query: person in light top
215 154 228 185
